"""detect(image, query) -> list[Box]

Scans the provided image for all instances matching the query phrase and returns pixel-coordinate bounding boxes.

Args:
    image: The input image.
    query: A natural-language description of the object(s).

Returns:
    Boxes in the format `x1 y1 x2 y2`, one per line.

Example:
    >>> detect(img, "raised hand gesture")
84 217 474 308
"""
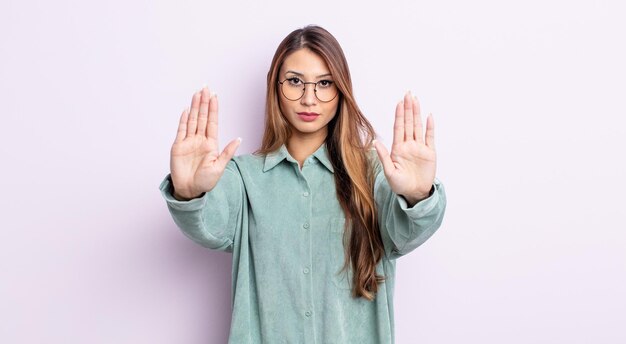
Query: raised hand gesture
170 86 241 201
373 92 437 207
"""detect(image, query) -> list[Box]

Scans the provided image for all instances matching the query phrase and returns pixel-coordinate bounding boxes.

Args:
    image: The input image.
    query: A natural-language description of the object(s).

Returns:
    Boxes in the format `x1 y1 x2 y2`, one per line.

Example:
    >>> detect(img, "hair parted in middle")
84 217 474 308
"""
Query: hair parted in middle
255 25 386 301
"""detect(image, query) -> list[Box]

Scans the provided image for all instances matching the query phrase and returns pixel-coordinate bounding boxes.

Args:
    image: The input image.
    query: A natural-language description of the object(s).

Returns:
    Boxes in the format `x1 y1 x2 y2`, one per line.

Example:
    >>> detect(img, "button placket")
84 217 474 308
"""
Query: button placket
299 172 315 326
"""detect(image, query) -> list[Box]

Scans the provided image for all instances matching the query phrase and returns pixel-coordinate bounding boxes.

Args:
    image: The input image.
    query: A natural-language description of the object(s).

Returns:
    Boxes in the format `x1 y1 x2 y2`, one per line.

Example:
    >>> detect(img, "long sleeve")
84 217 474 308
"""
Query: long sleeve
158 160 245 253
155 144 437 343
370 150 447 260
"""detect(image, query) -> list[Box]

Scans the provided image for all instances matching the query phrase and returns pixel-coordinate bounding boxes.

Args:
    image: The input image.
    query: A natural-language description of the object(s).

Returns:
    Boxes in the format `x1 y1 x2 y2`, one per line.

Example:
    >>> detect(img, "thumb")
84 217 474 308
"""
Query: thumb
372 139 394 177
216 137 242 168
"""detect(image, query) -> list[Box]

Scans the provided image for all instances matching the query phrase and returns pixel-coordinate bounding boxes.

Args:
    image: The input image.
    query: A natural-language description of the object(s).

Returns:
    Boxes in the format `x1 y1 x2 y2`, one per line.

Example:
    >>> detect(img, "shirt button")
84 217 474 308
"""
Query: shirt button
303 222 309 229
303 191 310 197
305 310 312 317
303 268 310 274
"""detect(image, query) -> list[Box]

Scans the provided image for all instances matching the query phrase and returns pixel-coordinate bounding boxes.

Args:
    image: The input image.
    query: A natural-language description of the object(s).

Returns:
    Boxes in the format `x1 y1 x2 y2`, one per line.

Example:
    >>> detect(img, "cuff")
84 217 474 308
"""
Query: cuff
396 178 442 219
158 174 208 211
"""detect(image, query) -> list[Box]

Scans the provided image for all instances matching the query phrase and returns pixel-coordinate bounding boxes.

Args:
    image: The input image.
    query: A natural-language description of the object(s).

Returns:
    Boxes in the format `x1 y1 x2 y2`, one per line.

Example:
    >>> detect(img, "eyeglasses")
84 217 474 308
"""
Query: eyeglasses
278 77 339 102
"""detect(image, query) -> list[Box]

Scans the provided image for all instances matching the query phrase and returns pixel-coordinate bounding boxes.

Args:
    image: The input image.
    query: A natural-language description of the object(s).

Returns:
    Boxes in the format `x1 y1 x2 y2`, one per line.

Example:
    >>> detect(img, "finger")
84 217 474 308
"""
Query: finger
413 96 424 143
175 107 189 143
425 112 435 150
207 93 219 141
187 90 201 137
217 137 242 168
197 87 211 137
372 140 395 178
393 100 404 147
404 92 414 141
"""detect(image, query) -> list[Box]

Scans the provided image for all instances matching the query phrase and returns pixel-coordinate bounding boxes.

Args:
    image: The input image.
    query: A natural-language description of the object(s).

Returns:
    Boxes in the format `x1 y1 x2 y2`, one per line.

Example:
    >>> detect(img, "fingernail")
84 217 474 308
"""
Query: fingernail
237 137 242 142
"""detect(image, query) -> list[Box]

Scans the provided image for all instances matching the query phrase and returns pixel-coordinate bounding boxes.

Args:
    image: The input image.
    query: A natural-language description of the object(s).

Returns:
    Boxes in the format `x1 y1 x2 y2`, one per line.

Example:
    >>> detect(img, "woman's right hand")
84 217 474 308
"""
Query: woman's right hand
169 86 241 201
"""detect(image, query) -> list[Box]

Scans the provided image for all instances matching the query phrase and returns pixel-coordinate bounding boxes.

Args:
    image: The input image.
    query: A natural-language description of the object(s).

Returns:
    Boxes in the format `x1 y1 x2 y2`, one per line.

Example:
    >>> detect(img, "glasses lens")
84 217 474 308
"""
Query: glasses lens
281 79 304 101
314 80 338 102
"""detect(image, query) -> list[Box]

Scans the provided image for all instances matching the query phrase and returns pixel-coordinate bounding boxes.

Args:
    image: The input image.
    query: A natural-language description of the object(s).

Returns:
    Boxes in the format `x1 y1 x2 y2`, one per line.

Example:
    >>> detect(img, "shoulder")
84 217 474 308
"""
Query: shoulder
231 151 266 172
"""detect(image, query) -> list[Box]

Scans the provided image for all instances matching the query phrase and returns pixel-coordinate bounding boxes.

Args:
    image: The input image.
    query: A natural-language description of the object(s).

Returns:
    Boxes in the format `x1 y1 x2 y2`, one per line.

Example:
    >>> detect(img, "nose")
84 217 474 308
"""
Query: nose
300 83 317 106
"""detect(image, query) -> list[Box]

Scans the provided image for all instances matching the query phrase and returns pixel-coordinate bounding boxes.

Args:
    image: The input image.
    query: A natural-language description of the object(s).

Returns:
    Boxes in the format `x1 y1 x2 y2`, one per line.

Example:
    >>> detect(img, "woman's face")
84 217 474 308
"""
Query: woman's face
278 48 340 141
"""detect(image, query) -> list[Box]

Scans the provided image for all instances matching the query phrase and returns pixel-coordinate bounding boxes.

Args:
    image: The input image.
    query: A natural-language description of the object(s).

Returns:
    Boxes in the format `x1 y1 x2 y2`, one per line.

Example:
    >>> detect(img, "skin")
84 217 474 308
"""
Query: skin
373 92 437 206
169 87 241 201
169 50 437 207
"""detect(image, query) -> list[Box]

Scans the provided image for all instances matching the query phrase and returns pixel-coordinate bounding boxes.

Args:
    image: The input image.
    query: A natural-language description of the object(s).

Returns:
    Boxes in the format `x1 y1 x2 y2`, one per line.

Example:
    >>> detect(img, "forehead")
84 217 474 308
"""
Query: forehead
280 48 331 77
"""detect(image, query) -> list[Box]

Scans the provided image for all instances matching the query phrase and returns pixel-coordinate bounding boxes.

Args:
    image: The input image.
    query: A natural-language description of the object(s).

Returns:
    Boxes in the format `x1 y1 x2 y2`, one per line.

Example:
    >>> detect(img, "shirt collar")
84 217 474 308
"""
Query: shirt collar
263 142 334 173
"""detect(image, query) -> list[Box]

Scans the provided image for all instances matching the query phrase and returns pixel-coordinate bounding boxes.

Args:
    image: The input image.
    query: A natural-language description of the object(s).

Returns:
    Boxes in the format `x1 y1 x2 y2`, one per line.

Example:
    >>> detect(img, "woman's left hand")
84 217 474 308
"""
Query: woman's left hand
373 91 437 207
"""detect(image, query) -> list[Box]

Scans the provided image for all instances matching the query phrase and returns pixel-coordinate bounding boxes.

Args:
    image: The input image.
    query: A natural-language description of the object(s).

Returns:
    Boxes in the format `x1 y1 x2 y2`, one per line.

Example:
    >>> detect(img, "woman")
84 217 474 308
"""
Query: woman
159 25 446 344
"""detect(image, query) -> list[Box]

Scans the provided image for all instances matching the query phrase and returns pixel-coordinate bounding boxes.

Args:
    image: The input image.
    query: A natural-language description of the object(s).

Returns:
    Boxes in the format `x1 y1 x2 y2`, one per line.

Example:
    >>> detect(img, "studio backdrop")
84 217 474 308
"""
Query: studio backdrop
1 0 624 343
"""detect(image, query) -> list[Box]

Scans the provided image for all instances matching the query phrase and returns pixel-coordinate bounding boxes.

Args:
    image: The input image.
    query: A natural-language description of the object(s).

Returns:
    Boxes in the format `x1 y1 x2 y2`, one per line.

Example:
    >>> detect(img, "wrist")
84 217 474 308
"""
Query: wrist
403 185 434 207
173 190 194 201
171 184 202 201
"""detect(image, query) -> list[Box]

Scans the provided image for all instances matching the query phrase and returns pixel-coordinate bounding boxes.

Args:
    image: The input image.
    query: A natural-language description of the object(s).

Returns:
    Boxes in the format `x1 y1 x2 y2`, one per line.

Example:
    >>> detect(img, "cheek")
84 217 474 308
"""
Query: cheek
278 97 289 116
327 101 339 118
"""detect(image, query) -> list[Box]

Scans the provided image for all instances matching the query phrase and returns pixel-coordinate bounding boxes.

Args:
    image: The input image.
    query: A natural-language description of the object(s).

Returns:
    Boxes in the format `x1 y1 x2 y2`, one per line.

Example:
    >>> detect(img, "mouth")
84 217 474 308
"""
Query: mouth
297 112 320 122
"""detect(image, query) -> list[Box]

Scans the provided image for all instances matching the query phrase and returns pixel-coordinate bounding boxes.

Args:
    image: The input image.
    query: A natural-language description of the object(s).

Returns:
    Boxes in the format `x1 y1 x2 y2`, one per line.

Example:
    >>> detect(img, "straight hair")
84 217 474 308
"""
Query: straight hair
255 25 385 300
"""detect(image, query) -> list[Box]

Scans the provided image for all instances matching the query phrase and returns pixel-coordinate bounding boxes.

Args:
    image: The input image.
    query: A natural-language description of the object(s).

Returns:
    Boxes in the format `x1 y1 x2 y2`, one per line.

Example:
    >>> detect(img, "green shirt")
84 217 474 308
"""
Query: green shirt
158 142 447 344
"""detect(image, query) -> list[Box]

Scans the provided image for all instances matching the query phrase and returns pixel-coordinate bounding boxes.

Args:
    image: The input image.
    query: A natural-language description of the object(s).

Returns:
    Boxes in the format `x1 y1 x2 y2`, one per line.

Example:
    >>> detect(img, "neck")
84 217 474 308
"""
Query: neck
286 131 327 168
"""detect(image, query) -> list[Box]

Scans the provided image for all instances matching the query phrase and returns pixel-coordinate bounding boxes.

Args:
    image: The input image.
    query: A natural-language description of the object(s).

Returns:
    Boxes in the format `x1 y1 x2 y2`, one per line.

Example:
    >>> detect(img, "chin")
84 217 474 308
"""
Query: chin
293 127 322 135
289 123 324 135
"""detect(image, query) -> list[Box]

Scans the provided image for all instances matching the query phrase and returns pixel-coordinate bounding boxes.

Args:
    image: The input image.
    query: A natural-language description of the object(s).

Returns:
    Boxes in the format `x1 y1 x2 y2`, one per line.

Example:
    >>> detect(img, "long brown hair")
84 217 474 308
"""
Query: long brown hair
255 25 385 300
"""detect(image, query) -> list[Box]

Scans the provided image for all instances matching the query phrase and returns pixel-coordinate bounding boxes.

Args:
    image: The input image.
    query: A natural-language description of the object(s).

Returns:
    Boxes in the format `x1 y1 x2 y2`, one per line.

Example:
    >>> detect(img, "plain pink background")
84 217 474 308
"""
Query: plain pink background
1 0 624 343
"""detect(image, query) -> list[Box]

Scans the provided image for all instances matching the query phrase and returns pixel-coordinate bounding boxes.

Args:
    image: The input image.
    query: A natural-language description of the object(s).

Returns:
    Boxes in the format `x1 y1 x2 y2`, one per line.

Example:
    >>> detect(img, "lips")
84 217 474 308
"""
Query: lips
297 112 319 122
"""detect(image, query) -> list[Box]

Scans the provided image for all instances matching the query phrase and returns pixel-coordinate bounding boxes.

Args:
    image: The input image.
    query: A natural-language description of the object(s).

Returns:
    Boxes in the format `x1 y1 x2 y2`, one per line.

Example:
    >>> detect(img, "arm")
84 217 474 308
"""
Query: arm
373 159 447 260
371 92 446 259
161 85 243 252
158 159 244 253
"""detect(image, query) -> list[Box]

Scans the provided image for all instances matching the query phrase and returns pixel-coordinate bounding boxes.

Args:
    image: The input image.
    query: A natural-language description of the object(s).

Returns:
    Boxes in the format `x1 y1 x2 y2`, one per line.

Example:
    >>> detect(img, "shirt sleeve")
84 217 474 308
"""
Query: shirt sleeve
370 149 447 260
157 160 244 253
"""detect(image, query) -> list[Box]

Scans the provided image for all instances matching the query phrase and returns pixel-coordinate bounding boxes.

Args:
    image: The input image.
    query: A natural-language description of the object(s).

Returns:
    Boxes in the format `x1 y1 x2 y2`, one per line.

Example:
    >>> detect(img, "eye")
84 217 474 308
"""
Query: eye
287 77 302 86
318 80 333 88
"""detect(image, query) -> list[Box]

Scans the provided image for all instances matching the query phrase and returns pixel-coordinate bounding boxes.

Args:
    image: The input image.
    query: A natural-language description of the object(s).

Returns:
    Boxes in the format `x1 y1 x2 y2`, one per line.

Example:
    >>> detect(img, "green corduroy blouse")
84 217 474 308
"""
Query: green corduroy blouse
158 142 447 344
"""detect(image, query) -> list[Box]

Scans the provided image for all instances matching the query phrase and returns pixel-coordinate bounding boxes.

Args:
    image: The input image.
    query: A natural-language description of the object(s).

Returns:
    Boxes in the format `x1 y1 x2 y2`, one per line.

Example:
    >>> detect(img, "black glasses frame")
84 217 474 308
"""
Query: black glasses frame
278 78 339 103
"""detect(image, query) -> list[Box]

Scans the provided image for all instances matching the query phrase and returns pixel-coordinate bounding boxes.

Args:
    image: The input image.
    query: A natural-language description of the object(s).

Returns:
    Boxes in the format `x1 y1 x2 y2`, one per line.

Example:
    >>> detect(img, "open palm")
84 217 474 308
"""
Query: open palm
373 92 437 206
170 86 241 200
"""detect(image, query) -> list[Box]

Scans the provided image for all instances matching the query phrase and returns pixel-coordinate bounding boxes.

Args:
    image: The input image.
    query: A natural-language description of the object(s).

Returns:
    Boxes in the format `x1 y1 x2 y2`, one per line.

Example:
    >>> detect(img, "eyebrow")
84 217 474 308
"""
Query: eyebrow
285 70 332 79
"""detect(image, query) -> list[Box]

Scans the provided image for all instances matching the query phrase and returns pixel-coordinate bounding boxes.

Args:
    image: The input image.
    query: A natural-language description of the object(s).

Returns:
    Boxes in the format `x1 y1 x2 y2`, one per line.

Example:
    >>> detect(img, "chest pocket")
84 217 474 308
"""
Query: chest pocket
328 217 353 290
